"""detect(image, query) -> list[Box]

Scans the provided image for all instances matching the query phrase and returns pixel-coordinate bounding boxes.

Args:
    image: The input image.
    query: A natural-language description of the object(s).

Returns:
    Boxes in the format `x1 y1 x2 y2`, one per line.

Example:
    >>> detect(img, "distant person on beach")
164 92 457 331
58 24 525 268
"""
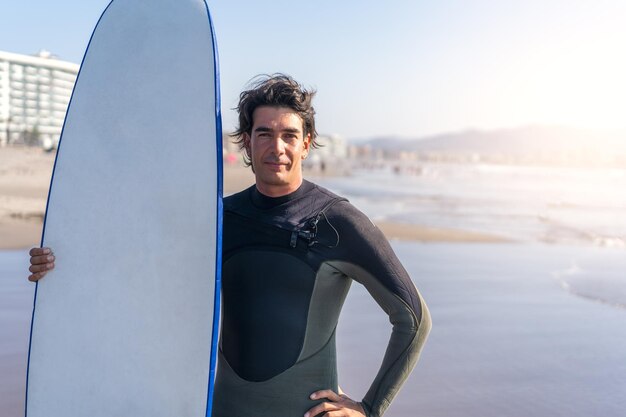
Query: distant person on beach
28 74 431 417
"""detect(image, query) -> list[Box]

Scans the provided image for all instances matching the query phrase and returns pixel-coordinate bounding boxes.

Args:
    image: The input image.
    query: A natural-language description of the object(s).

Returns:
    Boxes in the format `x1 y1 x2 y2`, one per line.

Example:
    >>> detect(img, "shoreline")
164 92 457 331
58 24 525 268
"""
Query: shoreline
375 221 512 243
0 218 511 251
0 147 511 250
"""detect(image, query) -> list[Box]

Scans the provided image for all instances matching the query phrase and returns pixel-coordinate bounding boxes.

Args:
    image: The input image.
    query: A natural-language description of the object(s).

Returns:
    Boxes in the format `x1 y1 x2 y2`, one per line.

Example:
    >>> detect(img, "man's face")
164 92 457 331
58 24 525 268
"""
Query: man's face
245 106 310 197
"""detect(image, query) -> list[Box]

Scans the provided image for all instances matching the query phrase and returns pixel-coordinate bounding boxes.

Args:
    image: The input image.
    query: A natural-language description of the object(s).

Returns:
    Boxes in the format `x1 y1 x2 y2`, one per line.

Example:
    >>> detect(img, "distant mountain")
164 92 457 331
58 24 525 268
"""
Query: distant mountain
354 126 626 156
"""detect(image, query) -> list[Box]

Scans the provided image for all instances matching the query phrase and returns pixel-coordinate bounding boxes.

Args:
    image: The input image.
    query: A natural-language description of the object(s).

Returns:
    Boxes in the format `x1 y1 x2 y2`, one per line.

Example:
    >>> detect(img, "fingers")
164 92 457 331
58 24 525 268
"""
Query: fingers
28 271 49 282
310 389 342 403
305 390 346 417
305 389 366 417
29 247 55 282
304 400 341 417
30 254 55 265
29 262 55 273
29 247 51 256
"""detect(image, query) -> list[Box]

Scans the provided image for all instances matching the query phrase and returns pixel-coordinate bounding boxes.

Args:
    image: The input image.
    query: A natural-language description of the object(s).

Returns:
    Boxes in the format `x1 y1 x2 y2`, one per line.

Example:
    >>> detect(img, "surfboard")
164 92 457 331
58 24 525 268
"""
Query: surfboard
25 1 222 416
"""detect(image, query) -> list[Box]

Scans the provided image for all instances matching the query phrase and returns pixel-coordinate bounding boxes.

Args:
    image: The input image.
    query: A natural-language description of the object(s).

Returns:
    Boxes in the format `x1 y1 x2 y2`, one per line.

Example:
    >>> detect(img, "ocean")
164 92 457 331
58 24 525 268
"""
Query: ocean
320 163 626 248
317 163 626 309
2 163 625 416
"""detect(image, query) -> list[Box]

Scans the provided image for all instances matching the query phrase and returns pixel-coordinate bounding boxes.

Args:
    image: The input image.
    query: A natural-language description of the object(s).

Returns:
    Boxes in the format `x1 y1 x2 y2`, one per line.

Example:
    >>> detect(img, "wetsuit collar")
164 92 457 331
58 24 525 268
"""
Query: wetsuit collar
250 180 314 210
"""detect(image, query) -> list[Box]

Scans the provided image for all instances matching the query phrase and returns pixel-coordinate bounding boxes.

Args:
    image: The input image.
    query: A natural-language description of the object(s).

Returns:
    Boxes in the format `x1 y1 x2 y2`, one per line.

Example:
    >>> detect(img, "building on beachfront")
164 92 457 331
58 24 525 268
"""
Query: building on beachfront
303 134 349 173
0 50 79 150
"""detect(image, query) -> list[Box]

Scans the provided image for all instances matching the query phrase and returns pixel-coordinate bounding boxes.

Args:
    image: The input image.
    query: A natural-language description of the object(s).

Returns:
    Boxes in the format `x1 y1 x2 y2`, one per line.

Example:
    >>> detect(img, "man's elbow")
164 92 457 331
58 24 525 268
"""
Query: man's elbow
415 297 432 341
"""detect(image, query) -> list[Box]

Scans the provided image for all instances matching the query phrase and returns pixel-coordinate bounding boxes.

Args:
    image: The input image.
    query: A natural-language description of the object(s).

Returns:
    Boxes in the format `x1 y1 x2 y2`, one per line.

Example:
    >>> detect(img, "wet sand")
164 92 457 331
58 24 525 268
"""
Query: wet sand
3 244 626 417
337 243 626 417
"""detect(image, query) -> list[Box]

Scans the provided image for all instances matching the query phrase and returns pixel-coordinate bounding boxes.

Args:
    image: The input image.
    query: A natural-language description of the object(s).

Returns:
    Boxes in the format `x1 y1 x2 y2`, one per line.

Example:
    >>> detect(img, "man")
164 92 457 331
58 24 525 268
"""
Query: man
29 74 431 417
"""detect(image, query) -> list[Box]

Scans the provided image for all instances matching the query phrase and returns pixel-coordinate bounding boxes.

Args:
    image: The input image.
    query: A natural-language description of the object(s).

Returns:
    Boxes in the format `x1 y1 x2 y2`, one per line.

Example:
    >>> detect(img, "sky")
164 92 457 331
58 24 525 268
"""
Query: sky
2 0 626 139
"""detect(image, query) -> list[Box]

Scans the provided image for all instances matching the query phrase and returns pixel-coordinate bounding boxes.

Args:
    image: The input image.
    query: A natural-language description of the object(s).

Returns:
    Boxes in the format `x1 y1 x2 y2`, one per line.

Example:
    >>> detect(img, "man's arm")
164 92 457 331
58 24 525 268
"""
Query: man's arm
324 202 432 417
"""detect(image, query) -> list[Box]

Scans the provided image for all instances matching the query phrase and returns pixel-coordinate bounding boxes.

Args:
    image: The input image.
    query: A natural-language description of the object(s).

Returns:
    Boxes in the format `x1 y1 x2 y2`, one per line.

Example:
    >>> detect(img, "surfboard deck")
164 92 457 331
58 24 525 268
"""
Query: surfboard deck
25 1 222 416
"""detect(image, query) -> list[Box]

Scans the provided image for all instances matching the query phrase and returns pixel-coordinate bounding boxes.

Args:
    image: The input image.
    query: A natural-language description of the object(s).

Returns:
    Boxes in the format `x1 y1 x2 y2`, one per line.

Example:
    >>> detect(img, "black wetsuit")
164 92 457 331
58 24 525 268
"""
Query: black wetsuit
212 180 431 417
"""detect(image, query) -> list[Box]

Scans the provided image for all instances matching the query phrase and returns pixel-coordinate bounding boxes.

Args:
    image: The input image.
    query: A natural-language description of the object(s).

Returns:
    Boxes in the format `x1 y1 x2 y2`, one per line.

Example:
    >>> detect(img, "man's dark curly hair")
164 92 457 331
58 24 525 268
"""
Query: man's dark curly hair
232 74 319 167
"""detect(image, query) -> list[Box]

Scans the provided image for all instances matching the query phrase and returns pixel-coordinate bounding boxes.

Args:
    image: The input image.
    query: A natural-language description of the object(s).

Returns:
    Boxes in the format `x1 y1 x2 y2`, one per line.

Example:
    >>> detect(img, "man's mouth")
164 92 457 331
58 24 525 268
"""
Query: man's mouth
264 160 289 167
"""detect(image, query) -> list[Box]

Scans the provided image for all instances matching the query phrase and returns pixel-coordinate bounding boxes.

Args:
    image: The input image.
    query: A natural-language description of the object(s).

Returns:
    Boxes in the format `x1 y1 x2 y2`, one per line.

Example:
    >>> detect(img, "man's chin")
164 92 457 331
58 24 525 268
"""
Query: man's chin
256 172 290 186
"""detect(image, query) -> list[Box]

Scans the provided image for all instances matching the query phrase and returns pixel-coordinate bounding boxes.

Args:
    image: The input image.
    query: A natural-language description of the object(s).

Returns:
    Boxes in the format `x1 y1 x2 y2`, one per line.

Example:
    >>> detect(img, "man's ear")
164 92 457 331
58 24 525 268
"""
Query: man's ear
243 132 252 156
302 133 311 159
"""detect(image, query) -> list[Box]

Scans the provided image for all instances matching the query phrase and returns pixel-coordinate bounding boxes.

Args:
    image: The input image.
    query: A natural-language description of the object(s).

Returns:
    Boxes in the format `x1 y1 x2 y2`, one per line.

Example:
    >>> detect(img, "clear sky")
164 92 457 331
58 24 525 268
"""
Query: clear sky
2 0 625 139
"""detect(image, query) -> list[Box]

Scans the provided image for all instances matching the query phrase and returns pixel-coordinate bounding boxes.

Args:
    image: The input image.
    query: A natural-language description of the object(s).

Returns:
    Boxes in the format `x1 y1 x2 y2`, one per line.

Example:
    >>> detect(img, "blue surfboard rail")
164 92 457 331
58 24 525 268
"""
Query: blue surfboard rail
203 1 223 416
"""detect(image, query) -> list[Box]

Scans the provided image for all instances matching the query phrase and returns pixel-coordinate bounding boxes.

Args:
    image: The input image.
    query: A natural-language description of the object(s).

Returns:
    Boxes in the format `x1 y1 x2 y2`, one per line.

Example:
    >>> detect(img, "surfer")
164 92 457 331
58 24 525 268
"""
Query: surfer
28 74 431 417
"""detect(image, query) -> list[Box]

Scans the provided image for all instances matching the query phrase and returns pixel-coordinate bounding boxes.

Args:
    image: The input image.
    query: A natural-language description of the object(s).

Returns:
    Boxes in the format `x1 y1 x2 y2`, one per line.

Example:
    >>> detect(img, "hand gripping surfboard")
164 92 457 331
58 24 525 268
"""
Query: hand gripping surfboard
25 1 222 416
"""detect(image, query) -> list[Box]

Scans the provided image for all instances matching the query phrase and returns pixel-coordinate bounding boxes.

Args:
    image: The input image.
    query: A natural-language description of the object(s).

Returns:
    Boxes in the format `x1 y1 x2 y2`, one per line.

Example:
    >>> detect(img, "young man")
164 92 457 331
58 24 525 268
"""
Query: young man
29 74 431 417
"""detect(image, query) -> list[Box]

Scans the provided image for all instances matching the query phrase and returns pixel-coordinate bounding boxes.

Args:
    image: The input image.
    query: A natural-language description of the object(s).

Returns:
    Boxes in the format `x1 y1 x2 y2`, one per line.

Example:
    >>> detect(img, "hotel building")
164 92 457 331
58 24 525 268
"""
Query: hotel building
0 50 79 149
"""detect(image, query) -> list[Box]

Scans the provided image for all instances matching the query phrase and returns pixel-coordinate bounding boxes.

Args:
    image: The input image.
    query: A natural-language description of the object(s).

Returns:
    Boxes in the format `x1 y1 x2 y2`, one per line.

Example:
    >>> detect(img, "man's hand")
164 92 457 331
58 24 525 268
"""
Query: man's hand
304 389 366 417
28 247 55 282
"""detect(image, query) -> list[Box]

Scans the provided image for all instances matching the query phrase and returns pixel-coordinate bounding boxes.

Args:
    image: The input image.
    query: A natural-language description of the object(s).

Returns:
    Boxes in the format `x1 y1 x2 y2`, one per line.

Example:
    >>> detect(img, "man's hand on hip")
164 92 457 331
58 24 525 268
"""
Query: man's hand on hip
305 388 366 417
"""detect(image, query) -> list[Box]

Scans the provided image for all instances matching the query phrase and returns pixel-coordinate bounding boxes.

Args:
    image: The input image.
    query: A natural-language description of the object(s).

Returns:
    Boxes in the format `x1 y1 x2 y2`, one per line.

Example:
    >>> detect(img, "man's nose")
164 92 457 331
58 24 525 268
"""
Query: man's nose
270 136 286 153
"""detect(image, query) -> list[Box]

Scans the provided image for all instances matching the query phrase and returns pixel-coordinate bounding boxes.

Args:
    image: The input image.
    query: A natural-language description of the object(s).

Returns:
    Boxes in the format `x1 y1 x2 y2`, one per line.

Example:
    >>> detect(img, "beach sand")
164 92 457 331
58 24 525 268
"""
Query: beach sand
0 147 508 250
374 221 512 243
0 147 53 250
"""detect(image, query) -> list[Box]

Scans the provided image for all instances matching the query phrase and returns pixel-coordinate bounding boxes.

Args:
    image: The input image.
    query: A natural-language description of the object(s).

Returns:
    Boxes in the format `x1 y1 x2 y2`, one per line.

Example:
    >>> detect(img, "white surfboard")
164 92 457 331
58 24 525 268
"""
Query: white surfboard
25 1 222 416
